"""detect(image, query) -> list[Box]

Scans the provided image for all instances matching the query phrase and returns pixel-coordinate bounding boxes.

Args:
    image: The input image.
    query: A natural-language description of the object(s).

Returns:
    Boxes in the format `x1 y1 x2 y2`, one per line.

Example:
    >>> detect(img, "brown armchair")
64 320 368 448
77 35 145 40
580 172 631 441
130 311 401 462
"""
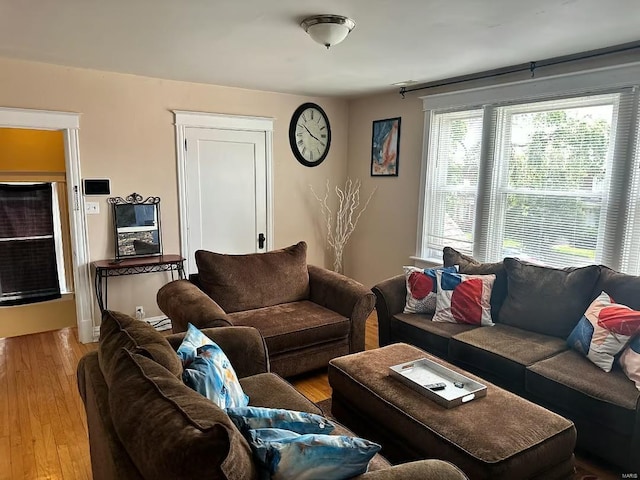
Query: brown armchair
157 242 375 377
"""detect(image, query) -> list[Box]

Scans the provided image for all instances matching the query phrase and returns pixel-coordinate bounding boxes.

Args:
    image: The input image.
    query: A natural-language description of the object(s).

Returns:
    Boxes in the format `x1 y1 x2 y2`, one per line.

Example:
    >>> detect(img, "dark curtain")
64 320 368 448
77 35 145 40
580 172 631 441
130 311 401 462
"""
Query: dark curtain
0 183 61 306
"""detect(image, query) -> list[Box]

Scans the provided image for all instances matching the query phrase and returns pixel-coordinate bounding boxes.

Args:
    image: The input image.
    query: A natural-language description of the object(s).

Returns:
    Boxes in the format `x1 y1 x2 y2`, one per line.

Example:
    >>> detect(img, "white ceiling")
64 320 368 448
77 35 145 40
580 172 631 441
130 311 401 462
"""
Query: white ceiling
0 0 639 97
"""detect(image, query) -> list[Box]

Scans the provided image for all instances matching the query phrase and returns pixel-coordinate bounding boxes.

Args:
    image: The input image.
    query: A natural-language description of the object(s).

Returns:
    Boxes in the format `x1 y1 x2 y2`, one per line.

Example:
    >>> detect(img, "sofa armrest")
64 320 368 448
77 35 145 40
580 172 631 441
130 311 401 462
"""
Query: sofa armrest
371 274 406 347
157 279 233 333
308 264 375 353
355 460 468 480
165 326 270 378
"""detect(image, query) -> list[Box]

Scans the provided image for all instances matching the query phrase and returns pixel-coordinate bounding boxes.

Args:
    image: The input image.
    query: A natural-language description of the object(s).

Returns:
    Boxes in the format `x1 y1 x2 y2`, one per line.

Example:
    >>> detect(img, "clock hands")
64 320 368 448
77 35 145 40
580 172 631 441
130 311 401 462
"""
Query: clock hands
301 124 325 146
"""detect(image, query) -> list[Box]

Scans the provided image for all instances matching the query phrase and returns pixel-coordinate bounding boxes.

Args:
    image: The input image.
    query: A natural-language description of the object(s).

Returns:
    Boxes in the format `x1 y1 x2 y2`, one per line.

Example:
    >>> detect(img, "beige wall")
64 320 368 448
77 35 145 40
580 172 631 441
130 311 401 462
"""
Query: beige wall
344 92 425 288
0 57 348 323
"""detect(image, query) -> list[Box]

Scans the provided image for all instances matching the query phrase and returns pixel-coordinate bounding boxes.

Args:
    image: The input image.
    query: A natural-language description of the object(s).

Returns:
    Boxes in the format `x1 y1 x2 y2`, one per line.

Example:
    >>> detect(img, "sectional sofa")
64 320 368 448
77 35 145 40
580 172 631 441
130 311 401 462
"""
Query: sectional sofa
372 248 640 473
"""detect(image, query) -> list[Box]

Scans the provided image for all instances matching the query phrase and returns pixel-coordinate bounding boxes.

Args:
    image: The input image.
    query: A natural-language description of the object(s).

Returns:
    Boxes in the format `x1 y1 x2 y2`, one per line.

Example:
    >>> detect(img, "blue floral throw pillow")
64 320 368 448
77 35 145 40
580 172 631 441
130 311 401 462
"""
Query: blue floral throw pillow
176 323 215 368
178 324 249 409
248 428 381 480
227 406 335 435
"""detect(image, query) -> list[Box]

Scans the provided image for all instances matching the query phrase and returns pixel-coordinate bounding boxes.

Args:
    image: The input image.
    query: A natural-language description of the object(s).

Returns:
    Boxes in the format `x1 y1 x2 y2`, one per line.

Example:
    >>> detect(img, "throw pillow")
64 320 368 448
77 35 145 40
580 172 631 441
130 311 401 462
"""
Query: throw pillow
433 271 495 326
403 265 458 314
179 323 249 409
248 428 381 480
442 246 508 319
195 241 310 313
567 292 640 372
499 258 600 339
176 322 216 368
227 406 335 435
620 337 640 391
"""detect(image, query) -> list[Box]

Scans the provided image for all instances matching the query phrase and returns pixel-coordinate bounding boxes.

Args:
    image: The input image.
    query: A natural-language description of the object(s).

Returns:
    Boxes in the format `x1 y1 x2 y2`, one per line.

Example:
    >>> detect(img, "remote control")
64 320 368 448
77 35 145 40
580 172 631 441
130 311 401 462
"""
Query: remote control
425 382 446 391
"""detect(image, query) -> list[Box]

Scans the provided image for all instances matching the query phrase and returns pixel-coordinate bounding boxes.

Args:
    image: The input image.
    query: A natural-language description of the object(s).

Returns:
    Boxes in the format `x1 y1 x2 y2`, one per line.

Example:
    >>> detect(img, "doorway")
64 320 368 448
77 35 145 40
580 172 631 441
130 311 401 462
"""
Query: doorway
174 111 274 275
0 107 92 343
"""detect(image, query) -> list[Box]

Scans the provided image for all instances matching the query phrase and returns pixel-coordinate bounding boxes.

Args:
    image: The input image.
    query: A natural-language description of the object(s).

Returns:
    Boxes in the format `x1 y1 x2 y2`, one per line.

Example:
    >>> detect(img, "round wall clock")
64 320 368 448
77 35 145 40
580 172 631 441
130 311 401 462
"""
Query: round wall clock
289 102 331 167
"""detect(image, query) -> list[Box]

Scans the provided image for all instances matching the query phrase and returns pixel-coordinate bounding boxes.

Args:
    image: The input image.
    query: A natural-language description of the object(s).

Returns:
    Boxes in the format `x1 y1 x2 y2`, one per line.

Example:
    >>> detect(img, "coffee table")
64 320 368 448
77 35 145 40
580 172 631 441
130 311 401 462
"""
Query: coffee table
328 343 576 480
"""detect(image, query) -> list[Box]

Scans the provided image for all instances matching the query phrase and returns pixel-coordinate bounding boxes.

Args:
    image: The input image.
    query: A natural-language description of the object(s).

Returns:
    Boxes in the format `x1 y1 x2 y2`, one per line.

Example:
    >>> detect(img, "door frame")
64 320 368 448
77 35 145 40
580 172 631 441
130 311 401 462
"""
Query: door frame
173 111 274 275
0 107 94 343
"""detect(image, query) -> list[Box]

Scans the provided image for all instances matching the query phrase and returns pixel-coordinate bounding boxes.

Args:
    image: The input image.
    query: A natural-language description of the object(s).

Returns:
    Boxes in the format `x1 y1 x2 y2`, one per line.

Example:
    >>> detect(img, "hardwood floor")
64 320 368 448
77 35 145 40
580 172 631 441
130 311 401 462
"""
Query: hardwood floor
0 314 620 479
0 328 96 480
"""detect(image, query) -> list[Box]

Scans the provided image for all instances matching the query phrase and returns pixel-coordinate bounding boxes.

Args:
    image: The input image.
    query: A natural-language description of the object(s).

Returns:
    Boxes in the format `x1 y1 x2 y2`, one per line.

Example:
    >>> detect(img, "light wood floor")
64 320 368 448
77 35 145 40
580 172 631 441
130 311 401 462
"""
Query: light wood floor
0 328 97 480
0 314 619 479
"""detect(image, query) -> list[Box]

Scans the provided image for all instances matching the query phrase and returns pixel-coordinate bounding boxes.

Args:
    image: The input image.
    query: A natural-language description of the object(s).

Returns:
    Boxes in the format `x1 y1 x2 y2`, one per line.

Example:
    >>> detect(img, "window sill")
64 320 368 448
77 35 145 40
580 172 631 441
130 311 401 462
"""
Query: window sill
0 292 74 308
409 256 443 268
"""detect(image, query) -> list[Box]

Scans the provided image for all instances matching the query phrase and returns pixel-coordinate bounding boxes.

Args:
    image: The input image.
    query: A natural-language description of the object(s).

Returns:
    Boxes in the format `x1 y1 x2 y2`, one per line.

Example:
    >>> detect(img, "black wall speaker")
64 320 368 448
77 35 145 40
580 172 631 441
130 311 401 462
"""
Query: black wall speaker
83 179 111 195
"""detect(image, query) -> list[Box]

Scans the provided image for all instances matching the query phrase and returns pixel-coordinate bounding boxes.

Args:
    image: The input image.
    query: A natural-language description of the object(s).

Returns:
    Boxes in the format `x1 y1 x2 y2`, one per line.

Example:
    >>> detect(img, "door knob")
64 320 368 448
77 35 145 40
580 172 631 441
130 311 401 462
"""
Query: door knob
258 233 266 249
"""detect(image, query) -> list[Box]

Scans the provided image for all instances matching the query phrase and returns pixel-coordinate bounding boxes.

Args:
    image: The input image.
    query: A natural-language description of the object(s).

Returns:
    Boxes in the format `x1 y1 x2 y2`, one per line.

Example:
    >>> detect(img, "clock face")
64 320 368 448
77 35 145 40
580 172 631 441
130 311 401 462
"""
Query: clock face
289 103 331 167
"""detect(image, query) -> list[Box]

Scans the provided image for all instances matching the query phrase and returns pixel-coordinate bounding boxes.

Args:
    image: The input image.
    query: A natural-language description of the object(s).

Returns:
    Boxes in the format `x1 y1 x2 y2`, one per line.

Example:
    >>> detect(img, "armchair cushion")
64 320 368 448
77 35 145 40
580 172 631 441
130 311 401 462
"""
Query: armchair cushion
195 241 310 313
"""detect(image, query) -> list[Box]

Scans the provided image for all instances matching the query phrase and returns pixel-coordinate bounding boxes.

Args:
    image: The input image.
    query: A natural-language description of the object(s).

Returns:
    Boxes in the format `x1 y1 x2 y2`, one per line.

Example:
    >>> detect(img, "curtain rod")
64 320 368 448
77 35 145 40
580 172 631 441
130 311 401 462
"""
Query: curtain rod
399 40 640 98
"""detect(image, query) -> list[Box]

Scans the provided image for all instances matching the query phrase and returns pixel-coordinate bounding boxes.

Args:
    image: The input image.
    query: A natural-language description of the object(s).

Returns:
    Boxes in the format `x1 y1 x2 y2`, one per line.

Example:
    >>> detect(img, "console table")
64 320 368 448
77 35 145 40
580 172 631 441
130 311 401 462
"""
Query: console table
92 255 185 313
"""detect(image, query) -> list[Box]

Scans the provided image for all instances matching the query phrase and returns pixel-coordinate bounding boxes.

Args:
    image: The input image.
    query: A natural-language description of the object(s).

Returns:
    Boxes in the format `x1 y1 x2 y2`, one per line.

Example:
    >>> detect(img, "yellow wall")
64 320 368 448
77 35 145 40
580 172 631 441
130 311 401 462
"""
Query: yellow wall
0 298 77 338
0 57 349 323
0 128 76 338
0 128 65 171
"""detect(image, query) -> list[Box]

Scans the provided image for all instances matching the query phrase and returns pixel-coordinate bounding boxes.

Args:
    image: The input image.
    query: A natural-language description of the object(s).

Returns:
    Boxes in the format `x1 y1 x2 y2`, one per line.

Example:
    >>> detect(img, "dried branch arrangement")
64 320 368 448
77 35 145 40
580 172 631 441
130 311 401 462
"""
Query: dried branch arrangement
310 179 376 273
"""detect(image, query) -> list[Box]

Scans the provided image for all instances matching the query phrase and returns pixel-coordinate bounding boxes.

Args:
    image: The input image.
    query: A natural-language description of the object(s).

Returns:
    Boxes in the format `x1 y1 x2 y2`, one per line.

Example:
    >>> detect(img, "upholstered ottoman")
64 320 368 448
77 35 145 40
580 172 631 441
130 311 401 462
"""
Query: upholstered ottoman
328 343 576 480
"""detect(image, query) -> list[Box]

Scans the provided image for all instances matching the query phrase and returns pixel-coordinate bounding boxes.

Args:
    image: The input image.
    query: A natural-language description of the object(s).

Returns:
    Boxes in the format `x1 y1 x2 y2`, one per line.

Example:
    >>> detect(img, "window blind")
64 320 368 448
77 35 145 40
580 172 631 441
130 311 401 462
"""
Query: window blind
0 183 61 305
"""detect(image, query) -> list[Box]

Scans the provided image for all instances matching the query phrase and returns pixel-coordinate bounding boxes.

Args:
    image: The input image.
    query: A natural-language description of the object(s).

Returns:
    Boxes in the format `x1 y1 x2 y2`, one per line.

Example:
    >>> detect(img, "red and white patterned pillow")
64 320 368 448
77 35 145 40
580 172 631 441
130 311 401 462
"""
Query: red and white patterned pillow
566 292 640 372
433 271 495 326
403 265 458 314
620 337 640 390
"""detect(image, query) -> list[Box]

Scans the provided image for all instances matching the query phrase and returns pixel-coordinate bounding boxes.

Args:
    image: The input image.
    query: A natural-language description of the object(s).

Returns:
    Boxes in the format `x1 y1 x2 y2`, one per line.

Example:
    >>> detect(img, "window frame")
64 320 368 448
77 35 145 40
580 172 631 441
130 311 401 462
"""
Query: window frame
416 62 640 272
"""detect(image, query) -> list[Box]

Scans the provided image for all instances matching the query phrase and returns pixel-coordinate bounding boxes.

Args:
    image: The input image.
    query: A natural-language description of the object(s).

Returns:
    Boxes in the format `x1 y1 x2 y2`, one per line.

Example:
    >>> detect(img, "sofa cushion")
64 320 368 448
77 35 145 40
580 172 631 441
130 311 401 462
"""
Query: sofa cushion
526 349 640 436
433 271 495 326
196 241 310 313
442 246 507 320
566 292 640 372
241 372 326 413
98 310 182 386
449 324 568 392
593 266 640 310
229 300 349 354
390 313 477 360
499 258 600 339
108 349 257 480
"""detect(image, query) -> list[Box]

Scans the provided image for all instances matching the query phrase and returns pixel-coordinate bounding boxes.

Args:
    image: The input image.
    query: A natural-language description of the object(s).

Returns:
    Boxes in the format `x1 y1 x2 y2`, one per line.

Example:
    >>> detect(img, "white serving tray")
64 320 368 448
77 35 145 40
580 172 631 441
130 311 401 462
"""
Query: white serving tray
389 357 487 408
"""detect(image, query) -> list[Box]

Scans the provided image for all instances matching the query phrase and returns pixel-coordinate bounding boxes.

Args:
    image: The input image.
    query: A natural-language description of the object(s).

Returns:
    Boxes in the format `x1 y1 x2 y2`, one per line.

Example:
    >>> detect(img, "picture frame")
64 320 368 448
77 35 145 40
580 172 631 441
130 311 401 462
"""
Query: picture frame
371 117 401 177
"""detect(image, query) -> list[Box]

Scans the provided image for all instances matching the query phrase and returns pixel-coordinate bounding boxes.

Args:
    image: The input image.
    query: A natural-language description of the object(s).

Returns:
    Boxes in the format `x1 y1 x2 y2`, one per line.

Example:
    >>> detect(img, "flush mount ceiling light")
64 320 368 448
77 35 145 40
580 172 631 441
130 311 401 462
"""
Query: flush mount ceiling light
301 15 356 49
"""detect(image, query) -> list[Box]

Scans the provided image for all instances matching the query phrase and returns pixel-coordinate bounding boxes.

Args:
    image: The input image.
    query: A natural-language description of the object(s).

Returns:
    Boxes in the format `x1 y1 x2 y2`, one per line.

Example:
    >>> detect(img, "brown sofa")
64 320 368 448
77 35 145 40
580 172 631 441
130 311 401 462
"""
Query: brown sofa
373 248 640 474
77 310 468 480
157 242 376 377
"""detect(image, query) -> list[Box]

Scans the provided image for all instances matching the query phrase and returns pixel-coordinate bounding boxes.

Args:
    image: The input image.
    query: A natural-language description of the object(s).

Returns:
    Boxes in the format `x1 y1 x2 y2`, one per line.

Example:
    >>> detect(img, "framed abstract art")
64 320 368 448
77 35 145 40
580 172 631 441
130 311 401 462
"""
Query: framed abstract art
371 117 401 177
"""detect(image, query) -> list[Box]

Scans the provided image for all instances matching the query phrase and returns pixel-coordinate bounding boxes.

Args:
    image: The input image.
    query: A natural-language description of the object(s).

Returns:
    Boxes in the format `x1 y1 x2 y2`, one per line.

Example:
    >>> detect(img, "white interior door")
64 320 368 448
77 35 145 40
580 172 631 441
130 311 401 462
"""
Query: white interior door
184 126 268 274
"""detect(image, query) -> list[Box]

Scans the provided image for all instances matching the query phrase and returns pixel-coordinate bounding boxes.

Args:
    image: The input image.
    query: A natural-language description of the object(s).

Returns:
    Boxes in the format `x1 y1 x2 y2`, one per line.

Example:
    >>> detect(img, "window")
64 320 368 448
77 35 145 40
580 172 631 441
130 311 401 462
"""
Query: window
420 86 640 273
0 183 64 305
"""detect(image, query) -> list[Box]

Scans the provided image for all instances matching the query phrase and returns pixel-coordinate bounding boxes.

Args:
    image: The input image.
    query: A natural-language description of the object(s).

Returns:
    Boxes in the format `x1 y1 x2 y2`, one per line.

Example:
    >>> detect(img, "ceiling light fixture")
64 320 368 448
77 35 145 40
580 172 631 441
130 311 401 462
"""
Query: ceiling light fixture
301 15 356 49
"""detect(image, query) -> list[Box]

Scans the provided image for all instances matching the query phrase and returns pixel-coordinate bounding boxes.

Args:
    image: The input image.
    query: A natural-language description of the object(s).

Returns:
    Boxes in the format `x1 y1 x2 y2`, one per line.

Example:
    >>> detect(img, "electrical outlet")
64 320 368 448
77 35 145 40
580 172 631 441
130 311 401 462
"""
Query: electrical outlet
135 306 145 320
